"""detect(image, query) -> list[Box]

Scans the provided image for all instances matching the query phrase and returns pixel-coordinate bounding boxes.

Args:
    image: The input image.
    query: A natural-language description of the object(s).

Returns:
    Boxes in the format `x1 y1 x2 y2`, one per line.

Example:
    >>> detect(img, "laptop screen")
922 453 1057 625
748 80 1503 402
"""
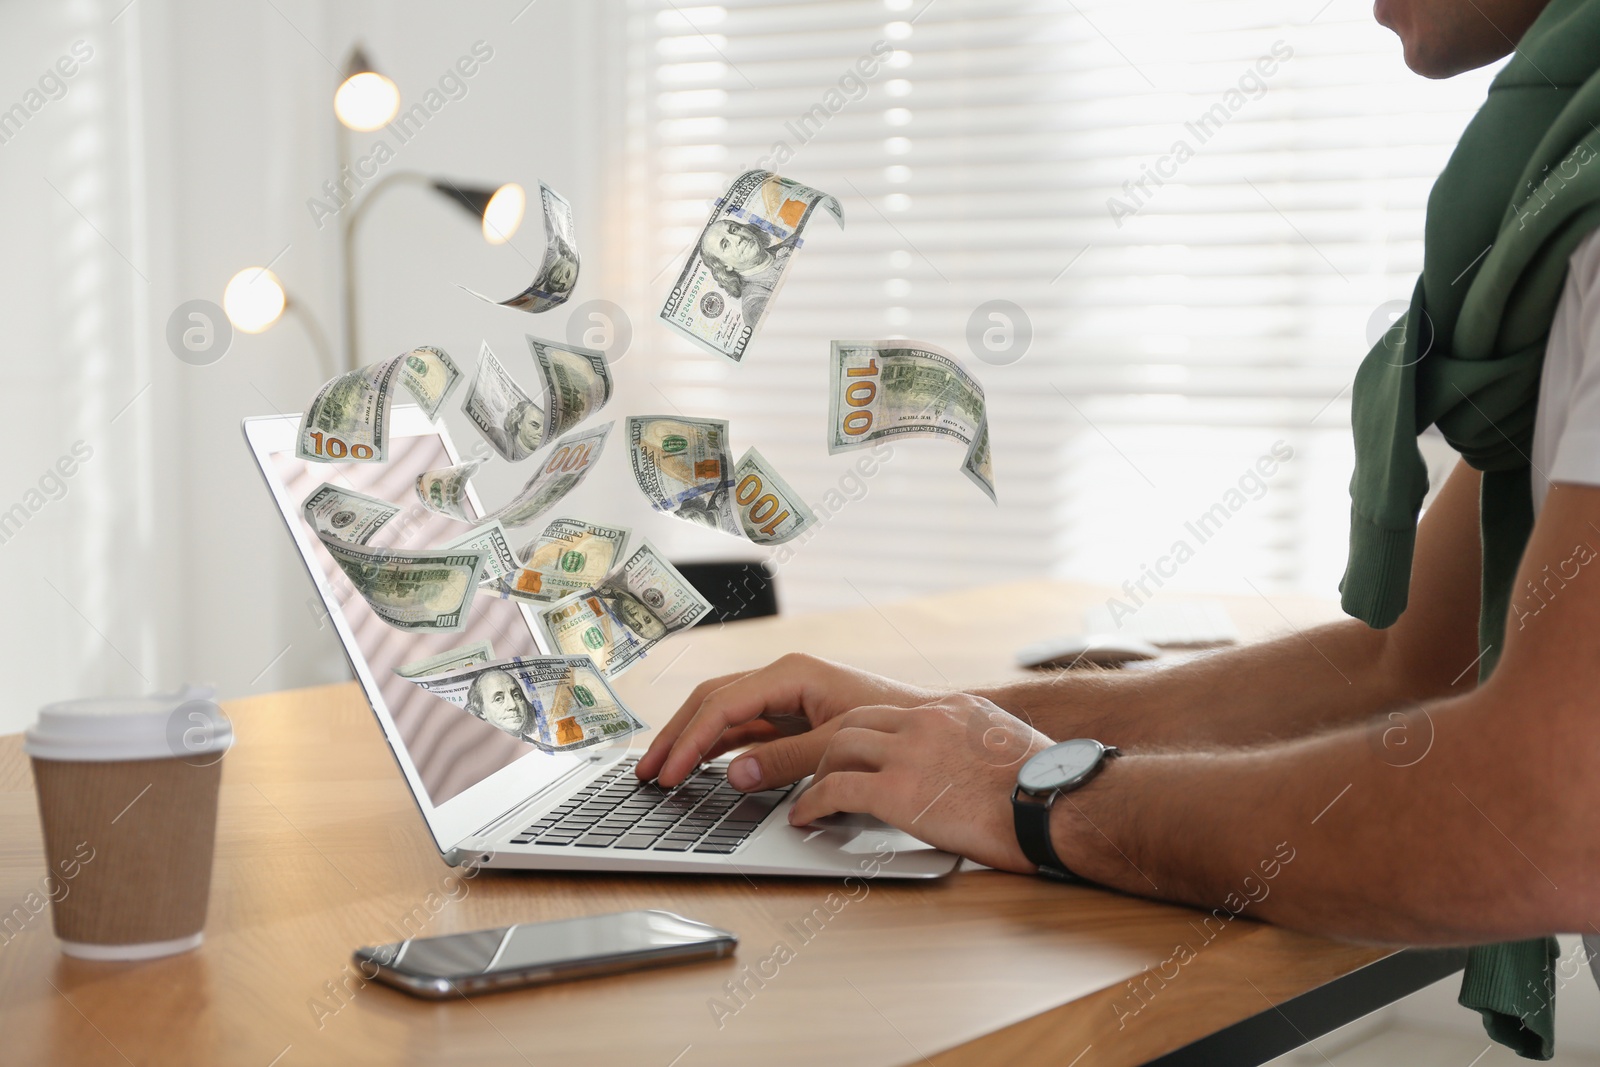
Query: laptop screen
250 410 600 849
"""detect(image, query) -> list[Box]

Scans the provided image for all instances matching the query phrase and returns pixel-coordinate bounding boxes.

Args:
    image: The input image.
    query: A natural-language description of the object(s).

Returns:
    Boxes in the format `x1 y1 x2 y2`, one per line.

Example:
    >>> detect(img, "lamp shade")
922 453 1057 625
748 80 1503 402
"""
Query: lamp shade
431 180 525 244
482 183 527 245
223 268 287 334
334 46 399 131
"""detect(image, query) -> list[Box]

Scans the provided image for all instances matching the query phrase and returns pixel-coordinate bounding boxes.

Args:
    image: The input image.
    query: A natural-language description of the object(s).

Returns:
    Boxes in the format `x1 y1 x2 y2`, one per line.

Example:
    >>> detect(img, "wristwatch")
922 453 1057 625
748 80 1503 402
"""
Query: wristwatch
1012 738 1120 882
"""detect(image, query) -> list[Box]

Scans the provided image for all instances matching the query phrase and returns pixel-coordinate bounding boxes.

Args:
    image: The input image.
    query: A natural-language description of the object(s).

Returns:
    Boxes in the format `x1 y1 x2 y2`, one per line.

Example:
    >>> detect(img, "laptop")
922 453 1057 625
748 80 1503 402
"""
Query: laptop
244 405 960 880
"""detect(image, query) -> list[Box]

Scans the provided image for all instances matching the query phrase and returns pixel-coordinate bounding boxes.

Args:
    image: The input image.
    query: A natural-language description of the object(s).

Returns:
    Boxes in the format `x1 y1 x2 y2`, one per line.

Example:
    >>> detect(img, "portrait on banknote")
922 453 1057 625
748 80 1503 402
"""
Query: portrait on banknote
464 668 537 737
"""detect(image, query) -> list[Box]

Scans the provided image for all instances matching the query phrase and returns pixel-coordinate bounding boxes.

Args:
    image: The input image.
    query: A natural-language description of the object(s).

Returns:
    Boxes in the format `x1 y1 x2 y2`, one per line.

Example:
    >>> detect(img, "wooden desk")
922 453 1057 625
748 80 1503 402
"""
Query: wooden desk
0 582 1455 1067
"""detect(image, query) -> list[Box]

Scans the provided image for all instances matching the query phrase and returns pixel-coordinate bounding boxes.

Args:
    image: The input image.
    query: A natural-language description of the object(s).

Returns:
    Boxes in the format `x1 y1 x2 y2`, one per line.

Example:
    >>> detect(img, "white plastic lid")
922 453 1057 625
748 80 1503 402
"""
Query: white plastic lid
23 685 233 763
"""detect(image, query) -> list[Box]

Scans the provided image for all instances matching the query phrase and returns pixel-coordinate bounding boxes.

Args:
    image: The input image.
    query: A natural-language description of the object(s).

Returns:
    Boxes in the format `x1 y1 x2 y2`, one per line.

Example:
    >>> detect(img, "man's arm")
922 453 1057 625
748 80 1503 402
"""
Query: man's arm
642 461 1483 791
974 459 1485 747
1044 480 1600 942
787 478 1599 940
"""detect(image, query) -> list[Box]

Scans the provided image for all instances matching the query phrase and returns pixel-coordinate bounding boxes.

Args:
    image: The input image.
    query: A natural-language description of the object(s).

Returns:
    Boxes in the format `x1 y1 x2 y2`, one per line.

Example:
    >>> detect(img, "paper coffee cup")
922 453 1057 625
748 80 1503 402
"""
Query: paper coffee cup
24 686 233 960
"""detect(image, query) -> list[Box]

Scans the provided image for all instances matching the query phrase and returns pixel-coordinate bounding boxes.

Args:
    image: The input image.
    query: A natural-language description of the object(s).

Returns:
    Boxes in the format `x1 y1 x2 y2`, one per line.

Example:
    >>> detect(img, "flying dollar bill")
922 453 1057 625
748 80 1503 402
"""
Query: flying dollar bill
301 482 399 545
659 170 843 362
626 415 740 536
406 654 643 753
395 640 496 680
462 341 545 463
962 419 995 503
731 447 816 545
529 336 611 445
415 459 483 522
443 521 518 586
535 541 712 678
827 339 996 502
398 346 464 419
462 181 580 314
490 516 631 604
297 345 462 463
481 421 613 528
318 535 483 633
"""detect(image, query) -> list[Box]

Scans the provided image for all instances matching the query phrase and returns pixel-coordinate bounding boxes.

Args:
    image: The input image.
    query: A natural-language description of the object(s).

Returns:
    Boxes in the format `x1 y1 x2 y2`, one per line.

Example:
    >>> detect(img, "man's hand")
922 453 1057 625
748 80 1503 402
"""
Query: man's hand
635 653 941 788
788 694 1054 874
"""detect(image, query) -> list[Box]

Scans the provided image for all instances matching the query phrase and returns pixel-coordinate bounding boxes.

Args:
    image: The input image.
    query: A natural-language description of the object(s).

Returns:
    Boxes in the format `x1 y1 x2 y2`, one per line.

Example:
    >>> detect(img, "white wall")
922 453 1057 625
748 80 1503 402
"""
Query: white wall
0 0 623 732
0 0 184 734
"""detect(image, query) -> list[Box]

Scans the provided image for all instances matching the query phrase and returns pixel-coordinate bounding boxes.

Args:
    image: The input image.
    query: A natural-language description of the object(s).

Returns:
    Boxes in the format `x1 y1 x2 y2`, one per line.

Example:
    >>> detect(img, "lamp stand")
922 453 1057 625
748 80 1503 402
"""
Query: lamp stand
339 161 429 372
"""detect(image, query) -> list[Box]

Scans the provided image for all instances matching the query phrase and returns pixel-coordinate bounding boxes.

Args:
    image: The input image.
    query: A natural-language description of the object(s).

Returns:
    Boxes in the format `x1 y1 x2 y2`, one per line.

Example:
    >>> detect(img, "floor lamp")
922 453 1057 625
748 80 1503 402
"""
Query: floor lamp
223 45 526 375
335 46 525 371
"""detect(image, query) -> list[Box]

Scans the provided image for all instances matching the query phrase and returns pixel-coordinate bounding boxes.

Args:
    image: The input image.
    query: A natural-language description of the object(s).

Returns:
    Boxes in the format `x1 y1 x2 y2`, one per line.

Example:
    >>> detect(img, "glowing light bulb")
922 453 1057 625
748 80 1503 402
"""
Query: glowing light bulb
223 268 287 334
334 71 400 131
482 183 527 244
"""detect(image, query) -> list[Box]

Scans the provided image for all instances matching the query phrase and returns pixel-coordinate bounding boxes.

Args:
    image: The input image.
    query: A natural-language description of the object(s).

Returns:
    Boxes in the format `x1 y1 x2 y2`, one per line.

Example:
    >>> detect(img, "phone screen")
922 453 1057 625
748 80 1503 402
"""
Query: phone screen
359 909 734 984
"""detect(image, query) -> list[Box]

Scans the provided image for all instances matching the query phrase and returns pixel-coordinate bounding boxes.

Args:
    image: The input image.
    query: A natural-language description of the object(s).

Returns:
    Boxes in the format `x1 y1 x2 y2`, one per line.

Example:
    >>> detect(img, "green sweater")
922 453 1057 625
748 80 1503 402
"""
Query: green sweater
1341 0 1600 1056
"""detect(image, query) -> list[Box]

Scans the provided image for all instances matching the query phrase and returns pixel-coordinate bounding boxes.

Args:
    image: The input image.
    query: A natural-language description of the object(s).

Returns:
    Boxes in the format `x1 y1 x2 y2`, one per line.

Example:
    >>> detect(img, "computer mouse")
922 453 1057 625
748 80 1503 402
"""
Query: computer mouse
1015 634 1161 670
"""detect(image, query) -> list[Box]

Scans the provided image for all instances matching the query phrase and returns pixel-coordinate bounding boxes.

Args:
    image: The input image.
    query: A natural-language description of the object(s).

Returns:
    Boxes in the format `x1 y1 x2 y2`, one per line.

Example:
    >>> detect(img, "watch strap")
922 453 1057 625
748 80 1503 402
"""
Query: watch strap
1011 787 1082 882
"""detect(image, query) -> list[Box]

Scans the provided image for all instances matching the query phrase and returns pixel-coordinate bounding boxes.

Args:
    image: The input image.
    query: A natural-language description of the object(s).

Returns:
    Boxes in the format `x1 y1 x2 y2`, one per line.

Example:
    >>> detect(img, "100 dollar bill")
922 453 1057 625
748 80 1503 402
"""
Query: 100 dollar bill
530 336 611 446
483 421 613 528
298 345 461 463
301 482 399 545
399 346 463 419
659 170 843 362
415 459 483 522
395 640 496 680
443 521 518 586
319 535 484 633
492 516 631 603
462 342 544 463
827 339 995 502
732 447 816 545
405 654 642 753
626 415 740 536
535 541 711 678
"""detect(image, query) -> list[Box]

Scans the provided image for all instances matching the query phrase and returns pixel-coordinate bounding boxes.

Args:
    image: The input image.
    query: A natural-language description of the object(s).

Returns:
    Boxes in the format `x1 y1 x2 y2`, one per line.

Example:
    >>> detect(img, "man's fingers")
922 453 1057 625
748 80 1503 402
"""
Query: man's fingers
811 726 892 782
701 721 784 763
788 770 878 826
754 705 905 789
636 670 752 779
673 670 754 725
655 658 816 786
726 720 844 791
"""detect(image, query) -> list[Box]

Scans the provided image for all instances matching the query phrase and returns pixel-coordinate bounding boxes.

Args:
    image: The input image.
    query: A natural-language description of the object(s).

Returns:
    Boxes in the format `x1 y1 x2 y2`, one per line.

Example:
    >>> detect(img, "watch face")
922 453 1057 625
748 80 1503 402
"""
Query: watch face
1018 739 1104 794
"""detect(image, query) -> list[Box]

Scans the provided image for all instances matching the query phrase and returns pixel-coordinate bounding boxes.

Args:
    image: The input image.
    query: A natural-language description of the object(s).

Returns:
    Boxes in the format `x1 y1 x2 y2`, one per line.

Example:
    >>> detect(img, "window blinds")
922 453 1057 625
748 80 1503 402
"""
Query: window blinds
617 0 1495 615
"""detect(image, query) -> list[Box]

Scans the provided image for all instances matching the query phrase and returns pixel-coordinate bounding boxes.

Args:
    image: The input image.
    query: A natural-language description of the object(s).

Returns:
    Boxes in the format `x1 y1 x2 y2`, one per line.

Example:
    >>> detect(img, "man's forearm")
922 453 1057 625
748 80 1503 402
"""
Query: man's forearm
1032 481 1600 945
971 620 1456 749
1046 683 1589 944
975 462 1485 751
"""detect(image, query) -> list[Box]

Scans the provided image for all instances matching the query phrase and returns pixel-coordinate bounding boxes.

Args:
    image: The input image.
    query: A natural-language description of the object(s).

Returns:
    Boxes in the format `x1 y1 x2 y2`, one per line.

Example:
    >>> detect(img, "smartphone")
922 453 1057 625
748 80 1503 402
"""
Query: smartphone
352 909 737 999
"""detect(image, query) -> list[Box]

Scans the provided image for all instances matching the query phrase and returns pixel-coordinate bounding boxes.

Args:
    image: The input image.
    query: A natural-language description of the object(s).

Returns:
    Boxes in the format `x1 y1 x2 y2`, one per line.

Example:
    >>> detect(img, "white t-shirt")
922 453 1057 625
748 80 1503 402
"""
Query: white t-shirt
1524 227 1600 984
1530 228 1600 516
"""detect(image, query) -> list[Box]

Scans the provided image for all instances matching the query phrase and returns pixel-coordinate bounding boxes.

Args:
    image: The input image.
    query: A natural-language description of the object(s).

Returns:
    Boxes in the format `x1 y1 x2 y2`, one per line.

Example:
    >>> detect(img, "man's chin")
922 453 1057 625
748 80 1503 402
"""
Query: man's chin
1402 39 1500 79
1403 42 1456 79
1382 5 1520 80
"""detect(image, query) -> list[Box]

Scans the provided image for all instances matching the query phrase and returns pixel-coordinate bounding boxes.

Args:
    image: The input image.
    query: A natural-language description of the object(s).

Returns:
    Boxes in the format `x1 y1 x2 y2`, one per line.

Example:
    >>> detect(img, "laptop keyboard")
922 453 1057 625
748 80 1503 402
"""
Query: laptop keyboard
508 759 791 854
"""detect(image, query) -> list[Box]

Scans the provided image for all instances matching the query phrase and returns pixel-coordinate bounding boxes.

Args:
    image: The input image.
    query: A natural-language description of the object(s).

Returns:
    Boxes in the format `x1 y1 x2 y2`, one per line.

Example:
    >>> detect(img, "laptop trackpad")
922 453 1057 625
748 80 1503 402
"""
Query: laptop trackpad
804 812 938 854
